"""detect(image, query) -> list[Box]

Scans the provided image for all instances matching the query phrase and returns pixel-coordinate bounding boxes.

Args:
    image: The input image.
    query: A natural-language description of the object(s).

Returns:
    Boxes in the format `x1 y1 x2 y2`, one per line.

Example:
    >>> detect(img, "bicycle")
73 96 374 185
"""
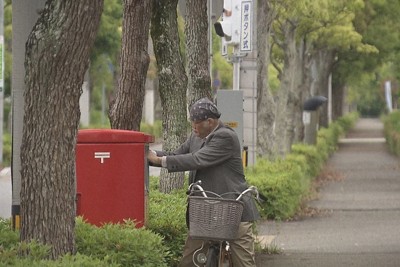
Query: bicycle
187 180 260 267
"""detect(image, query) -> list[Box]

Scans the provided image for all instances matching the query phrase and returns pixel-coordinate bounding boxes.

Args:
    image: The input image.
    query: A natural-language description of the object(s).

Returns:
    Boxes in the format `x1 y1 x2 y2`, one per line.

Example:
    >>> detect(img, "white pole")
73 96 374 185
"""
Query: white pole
385 81 393 113
232 47 240 90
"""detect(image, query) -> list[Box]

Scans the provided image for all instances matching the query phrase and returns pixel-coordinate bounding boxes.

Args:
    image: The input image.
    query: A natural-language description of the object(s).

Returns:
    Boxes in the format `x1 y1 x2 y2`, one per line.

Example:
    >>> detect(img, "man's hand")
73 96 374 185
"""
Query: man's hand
148 150 162 167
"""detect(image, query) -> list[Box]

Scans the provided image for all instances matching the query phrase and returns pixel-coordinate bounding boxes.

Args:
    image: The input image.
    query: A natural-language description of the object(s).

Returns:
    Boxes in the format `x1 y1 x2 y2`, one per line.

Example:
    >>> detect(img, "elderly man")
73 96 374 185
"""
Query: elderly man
148 97 259 267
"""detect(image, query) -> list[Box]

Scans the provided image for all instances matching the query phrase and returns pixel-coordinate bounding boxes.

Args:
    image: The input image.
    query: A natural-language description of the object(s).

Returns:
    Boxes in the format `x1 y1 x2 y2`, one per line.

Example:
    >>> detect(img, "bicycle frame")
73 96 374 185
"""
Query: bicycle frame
188 180 259 267
193 240 232 267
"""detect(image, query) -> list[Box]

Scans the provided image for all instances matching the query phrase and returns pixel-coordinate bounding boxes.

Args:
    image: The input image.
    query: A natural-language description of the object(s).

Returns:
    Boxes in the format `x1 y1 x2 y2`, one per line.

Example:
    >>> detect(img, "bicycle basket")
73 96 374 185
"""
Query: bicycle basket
188 196 244 241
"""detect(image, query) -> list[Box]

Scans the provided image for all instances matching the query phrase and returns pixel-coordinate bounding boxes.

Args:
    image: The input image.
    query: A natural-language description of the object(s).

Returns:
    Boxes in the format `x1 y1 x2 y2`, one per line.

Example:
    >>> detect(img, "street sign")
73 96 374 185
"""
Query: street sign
240 1 252 52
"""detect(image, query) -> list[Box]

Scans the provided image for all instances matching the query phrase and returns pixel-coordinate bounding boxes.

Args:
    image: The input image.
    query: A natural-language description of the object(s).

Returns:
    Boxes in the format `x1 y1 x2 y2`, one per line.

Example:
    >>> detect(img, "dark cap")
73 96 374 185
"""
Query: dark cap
189 98 221 121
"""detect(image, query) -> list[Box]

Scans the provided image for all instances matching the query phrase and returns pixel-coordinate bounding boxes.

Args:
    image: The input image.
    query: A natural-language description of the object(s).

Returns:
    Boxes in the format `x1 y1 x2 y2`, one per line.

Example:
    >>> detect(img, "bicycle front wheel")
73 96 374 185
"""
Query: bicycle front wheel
219 247 233 267
205 244 219 267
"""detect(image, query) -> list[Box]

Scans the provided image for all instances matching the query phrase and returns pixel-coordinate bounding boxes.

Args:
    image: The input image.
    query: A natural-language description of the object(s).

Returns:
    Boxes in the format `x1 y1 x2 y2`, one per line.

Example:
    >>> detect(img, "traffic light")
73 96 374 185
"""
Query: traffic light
214 0 241 45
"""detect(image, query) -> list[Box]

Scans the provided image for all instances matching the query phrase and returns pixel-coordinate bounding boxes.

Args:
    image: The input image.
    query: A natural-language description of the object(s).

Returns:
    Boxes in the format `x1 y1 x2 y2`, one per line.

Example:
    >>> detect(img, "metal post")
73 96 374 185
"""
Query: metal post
232 47 240 90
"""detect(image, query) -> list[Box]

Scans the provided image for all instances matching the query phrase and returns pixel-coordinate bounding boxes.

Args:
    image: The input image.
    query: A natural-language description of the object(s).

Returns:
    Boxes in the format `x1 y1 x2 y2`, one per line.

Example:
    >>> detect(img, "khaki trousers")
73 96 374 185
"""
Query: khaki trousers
178 222 256 267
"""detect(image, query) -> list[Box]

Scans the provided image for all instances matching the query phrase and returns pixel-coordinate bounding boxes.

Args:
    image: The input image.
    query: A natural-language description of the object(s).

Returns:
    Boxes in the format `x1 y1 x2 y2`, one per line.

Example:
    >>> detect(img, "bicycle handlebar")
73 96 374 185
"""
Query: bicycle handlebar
188 180 260 201
188 181 208 197
235 185 259 201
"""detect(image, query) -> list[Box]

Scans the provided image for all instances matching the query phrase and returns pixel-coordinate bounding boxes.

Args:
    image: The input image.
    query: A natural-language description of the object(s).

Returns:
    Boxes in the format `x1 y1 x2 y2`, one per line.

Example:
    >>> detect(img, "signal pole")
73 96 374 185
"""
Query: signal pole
214 0 257 165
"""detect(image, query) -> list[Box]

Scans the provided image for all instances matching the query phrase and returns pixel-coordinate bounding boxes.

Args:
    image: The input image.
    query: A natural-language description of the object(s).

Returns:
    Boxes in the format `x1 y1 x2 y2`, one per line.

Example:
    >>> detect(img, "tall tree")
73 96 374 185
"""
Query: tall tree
109 0 152 130
301 0 377 124
263 0 376 158
256 0 278 159
151 0 188 193
185 0 212 106
272 16 305 156
262 0 309 157
21 0 103 258
335 0 400 117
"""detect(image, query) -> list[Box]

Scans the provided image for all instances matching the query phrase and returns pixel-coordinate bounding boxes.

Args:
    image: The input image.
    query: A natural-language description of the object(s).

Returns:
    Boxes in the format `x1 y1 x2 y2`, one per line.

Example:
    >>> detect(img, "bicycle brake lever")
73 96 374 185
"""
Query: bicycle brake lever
257 192 268 203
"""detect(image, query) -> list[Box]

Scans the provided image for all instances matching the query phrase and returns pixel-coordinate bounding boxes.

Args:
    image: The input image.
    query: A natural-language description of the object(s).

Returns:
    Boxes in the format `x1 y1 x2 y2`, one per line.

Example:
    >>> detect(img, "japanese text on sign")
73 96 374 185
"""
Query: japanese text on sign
240 1 252 52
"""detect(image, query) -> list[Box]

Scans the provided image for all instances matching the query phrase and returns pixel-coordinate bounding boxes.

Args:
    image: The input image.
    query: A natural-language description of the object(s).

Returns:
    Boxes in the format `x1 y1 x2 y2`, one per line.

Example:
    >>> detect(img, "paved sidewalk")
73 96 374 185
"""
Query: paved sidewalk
255 118 400 266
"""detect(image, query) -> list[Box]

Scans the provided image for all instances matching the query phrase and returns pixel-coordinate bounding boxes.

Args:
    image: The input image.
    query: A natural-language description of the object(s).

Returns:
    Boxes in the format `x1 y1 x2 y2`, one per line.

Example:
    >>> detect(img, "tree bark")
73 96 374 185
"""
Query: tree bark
273 20 300 156
309 50 335 127
109 0 152 130
332 83 345 120
151 0 188 193
185 0 212 106
256 0 277 159
21 0 103 258
274 19 309 155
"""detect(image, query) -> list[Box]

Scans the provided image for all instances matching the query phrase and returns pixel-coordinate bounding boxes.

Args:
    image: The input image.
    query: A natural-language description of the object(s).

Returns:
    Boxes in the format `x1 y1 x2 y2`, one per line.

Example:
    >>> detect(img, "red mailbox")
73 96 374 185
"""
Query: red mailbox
76 129 154 227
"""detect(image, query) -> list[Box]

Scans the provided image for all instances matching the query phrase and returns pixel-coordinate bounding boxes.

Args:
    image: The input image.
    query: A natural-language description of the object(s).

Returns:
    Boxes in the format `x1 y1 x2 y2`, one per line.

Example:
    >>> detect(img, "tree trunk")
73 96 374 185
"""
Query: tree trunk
275 20 307 155
151 0 188 193
310 50 335 127
291 38 307 144
296 41 314 142
274 20 300 156
256 0 277 159
109 0 152 130
185 0 212 106
21 0 103 258
332 82 345 120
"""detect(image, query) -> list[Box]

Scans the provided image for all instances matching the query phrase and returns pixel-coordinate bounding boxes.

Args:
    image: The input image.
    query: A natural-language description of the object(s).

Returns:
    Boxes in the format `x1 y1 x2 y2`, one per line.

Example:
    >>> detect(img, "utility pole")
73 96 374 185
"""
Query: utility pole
12 0 47 229
214 0 257 165
239 0 257 165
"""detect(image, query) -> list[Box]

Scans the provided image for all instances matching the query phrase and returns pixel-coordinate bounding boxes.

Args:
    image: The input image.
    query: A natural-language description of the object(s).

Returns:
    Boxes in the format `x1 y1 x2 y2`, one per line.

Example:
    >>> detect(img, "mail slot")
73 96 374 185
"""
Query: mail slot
76 129 154 227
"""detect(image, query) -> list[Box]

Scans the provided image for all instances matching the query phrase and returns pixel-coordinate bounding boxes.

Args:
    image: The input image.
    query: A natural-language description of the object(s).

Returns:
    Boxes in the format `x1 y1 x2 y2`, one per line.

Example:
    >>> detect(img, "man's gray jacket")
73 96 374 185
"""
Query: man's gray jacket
156 121 260 222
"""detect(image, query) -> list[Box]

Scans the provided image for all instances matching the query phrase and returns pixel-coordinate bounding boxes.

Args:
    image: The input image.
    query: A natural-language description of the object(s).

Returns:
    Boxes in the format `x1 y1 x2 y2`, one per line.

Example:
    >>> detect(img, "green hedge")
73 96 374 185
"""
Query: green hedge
383 111 400 155
0 218 168 267
2 253 117 267
245 159 308 220
140 120 162 140
147 186 187 266
75 218 168 267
